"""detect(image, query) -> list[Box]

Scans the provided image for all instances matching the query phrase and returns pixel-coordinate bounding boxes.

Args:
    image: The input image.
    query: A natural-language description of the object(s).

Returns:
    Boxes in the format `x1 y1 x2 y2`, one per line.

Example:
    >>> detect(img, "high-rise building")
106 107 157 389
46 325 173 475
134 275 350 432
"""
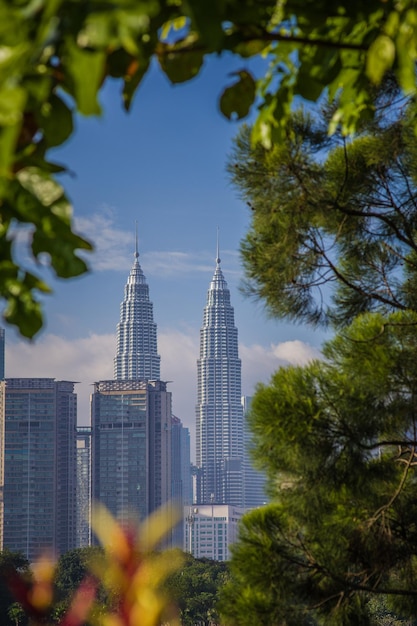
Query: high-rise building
114 242 160 381
76 426 92 548
241 396 267 508
196 247 244 506
0 328 5 379
0 378 77 561
171 415 192 546
91 380 172 522
92 240 171 526
184 503 245 561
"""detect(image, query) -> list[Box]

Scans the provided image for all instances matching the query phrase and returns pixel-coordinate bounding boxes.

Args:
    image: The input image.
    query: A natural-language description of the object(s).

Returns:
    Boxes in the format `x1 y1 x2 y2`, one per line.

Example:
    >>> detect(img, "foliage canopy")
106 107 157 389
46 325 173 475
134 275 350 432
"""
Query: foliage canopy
2 0 417 336
165 553 229 626
228 94 417 329
221 311 417 625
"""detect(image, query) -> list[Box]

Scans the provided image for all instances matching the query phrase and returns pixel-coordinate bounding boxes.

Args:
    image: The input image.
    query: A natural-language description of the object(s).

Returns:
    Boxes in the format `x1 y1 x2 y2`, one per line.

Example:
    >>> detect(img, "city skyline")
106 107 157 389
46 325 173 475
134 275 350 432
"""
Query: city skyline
3 58 325 452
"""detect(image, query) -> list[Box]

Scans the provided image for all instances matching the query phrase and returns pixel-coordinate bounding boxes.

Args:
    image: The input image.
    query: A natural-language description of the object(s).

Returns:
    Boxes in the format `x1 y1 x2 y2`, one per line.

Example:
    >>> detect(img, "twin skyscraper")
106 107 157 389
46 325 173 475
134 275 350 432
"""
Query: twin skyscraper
108 235 246 511
0 233 265 562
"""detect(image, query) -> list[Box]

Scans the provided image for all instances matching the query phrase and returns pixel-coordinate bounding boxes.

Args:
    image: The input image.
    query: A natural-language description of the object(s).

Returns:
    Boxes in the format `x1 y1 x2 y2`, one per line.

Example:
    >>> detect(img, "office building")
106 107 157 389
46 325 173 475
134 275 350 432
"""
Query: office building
184 503 244 561
91 379 172 522
171 415 192 546
171 416 192 507
196 246 244 506
0 378 77 561
76 426 92 547
114 239 160 381
241 396 267 508
0 328 4 379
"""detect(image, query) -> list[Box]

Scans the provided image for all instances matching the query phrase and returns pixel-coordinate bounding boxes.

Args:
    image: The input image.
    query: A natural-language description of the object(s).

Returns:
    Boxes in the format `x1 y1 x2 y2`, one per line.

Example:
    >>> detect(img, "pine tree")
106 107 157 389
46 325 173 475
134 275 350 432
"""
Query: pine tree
221 311 417 625
228 92 417 329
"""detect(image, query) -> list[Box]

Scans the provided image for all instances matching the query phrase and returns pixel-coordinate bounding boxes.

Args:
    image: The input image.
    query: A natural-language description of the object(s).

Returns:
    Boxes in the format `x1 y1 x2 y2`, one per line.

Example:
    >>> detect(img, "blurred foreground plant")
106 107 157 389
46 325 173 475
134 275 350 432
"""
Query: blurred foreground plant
8 505 183 626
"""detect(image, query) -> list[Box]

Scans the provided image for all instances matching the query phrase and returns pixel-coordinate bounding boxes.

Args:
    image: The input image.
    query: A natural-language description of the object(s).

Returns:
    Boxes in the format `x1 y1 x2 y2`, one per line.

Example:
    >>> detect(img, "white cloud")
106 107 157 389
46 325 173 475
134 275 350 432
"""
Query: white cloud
75 208 133 271
74 209 241 277
146 251 214 276
271 340 321 365
240 340 321 397
6 333 115 424
5 332 321 456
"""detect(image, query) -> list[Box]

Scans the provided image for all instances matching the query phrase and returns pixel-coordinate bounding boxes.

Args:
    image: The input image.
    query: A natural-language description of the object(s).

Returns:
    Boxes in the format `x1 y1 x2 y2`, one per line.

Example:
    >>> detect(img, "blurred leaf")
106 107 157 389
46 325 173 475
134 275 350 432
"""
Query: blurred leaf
186 0 224 49
0 85 27 127
17 166 65 207
158 37 204 84
64 39 106 115
2 268 50 339
37 94 73 148
233 39 270 58
91 504 183 626
367 35 396 84
219 70 256 120
294 72 324 100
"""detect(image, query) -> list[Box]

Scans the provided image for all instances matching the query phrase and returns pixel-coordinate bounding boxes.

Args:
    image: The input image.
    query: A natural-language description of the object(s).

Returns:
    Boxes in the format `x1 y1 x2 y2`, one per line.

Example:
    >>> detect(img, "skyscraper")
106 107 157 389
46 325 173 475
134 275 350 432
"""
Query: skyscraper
0 328 4 379
196 246 244 506
114 240 160 381
241 395 267 508
0 378 77 561
171 415 192 546
91 379 172 522
93 239 171 526
76 426 92 547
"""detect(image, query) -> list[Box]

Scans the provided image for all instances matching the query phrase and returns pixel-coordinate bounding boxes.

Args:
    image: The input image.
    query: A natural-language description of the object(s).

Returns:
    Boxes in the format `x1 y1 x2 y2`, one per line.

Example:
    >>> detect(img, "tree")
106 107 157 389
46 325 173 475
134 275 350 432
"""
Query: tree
228 90 417 331
3 0 417 337
52 546 107 622
165 552 229 626
220 310 417 625
0 550 30 626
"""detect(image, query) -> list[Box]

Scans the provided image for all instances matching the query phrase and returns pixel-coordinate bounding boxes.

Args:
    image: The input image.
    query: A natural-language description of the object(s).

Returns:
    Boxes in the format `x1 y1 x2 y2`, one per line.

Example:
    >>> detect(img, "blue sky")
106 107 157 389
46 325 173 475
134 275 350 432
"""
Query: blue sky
6 54 326 452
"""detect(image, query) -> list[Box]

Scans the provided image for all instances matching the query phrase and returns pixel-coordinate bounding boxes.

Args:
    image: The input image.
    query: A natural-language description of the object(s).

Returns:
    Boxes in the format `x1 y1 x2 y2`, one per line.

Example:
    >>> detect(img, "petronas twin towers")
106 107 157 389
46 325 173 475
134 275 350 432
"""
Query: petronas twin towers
196 251 244 506
114 246 161 381
113 236 245 508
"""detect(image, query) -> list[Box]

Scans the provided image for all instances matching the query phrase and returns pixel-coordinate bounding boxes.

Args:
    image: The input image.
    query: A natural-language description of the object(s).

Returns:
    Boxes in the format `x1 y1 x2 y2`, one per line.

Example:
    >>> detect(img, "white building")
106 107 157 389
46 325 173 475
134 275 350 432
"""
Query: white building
184 503 245 561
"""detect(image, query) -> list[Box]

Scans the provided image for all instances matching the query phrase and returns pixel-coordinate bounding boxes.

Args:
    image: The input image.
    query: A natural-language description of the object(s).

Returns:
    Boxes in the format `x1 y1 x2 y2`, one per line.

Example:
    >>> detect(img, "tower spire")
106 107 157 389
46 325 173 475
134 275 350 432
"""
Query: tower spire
216 226 221 266
114 236 160 381
135 220 139 259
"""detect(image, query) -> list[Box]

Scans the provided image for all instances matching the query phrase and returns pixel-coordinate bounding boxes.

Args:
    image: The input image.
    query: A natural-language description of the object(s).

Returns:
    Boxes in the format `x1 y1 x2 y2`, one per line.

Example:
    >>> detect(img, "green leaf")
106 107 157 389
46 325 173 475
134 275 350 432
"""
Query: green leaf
219 70 256 120
17 166 65 208
0 84 26 174
106 48 150 111
64 38 106 115
2 274 46 339
366 34 395 84
233 39 270 58
294 73 324 101
13 167 92 280
0 124 22 177
186 0 225 49
122 58 150 110
38 94 73 148
158 37 204 84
